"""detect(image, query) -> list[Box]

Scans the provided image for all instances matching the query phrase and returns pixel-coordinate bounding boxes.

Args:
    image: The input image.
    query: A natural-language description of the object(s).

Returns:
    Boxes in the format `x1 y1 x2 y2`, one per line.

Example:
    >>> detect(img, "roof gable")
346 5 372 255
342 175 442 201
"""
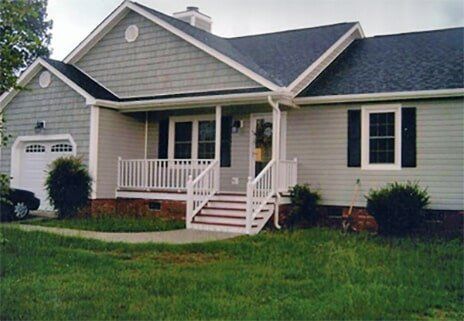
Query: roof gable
62 1 361 92
64 1 280 91
228 23 357 86
0 58 107 110
74 10 261 97
299 28 464 97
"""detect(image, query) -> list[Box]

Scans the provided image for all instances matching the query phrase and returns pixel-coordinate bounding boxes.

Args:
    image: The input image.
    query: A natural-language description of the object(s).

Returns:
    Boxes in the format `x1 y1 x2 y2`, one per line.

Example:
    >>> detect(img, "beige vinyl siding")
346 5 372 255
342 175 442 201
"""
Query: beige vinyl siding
76 11 260 97
286 98 464 210
0 70 89 174
96 108 145 198
221 117 251 192
146 113 158 159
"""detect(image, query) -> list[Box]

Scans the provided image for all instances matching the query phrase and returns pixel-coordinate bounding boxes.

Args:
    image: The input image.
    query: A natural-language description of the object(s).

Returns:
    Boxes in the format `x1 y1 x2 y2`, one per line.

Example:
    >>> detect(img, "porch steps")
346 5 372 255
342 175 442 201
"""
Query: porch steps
189 193 275 234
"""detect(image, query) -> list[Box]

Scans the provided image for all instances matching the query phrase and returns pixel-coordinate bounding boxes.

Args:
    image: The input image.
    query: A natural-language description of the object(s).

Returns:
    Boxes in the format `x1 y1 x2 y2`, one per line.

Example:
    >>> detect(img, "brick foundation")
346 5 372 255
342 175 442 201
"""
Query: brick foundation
89 198 186 220
88 198 463 236
277 204 463 236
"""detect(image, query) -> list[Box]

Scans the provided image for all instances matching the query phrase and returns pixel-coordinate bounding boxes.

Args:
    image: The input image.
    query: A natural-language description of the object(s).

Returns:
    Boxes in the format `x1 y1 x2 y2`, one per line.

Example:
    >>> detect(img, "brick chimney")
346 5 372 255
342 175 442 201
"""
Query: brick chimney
173 6 212 32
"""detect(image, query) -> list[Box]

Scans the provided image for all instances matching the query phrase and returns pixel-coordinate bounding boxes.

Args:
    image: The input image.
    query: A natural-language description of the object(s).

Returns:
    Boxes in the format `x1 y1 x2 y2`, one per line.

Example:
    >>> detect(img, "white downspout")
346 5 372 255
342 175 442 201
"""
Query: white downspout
268 96 282 230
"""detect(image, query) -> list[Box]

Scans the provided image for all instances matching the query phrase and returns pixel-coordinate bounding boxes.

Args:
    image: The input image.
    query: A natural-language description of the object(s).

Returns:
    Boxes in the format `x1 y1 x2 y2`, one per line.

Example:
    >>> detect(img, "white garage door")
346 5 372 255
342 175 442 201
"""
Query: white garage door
19 141 74 210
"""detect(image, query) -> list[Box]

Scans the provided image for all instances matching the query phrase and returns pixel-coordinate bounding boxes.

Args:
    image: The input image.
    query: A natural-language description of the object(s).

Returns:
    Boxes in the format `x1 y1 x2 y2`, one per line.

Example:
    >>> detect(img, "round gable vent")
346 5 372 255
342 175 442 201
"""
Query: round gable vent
125 25 139 42
39 71 51 88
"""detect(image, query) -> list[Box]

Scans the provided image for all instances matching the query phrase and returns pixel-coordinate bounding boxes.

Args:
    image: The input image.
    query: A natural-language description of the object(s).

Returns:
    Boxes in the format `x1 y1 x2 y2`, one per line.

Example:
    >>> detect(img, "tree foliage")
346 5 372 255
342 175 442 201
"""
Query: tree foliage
0 114 11 204
0 0 52 93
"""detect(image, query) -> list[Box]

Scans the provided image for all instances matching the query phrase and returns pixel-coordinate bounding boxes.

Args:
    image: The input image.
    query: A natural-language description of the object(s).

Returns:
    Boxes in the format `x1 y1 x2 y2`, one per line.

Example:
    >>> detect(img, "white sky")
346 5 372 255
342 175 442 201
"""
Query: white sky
48 0 464 60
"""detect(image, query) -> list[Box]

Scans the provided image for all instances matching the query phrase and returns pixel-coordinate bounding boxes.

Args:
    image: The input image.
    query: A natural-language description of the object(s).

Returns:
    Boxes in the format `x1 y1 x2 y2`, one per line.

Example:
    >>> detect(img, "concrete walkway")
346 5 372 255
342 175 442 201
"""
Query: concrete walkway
3 224 241 244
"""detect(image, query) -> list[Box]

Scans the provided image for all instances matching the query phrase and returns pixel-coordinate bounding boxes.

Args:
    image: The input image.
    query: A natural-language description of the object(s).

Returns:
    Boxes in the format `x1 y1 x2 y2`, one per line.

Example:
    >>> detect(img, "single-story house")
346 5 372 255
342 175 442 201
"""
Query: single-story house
1 0 463 234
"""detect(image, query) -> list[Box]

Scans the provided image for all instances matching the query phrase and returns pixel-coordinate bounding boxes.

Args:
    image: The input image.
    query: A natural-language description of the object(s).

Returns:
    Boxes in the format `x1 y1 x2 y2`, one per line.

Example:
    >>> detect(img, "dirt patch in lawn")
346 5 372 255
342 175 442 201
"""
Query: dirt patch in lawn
153 251 226 265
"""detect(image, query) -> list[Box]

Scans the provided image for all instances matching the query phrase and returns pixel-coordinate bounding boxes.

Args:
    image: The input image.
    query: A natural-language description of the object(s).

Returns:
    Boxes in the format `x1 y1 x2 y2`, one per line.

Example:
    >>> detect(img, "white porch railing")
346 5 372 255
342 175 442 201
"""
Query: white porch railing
186 159 220 227
246 159 276 234
279 158 298 192
117 158 213 191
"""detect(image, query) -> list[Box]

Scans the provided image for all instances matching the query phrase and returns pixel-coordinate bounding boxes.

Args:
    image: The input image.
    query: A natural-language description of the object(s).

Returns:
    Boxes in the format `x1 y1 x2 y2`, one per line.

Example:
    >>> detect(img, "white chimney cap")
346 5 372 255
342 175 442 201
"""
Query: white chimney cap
173 6 212 32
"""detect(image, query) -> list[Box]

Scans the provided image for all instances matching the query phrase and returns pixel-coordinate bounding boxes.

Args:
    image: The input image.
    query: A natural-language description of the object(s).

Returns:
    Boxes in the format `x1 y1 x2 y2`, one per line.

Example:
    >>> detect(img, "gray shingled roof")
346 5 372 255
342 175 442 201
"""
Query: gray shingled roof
133 2 356 87
228 23 356 86
299 28 464 97
44 3 464 101
44 58 119 100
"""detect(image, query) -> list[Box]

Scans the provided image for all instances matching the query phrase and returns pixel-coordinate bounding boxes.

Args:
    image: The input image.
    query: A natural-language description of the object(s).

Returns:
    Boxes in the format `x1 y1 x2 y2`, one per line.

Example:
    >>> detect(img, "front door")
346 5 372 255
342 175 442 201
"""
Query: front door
249 113 287 178
250 114 273 177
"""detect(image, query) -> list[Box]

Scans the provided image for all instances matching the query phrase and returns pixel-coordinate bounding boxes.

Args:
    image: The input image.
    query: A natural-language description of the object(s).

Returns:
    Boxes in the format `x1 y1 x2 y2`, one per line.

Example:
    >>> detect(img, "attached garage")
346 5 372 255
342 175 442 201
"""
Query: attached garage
10 135 76 210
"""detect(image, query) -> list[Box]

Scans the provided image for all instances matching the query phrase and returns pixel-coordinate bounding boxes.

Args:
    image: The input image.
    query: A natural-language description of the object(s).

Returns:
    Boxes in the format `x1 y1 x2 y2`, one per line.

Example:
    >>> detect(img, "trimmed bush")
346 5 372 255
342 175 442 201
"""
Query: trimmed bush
287 184 321 227
366 182 430 236
45 156 92 218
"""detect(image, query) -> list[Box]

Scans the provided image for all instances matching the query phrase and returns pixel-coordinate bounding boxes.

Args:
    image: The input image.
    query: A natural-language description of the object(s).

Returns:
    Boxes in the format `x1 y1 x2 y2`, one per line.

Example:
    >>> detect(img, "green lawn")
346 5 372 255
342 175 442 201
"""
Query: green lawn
22 216 185 232
0 227 462 320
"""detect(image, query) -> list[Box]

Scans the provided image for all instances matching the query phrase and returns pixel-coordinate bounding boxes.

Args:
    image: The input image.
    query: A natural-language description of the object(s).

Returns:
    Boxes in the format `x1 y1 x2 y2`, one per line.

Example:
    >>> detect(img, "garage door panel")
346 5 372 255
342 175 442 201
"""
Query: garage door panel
19 140 75 210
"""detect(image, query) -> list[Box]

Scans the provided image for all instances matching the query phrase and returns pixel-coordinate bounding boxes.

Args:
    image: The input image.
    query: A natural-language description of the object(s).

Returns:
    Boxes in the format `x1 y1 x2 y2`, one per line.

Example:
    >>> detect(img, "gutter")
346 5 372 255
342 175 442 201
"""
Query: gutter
95 91 293 112
294 88 464 105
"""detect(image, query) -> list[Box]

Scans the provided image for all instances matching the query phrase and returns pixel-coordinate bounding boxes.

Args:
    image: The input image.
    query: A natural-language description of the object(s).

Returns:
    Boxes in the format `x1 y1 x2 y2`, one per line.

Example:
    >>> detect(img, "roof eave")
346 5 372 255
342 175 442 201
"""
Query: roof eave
294 88 464 105
0 58 96 112
94 90 293 112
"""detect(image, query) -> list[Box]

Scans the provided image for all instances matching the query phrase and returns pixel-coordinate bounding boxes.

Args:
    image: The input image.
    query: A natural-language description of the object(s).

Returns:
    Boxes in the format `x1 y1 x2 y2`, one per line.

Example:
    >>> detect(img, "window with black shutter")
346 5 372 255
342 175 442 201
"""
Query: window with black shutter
353 105 417 170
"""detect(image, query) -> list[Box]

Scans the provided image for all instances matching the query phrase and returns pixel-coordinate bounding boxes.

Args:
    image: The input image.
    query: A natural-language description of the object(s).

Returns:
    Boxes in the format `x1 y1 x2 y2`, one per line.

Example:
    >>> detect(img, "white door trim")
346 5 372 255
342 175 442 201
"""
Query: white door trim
10 134 77 188
248 112 287 178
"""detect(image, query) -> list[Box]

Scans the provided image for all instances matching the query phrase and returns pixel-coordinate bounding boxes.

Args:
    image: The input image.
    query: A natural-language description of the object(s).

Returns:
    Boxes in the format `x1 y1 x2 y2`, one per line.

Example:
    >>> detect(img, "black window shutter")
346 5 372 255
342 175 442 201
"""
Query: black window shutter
220 116 232 167
401 107 416 167
347 110 361 167
158 118 169 159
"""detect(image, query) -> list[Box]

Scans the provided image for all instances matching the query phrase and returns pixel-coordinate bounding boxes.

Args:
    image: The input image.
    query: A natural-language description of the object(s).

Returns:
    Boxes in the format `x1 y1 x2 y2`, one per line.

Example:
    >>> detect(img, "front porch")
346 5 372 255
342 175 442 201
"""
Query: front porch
111 102 298 234
116 158 297 195
115 156 297 234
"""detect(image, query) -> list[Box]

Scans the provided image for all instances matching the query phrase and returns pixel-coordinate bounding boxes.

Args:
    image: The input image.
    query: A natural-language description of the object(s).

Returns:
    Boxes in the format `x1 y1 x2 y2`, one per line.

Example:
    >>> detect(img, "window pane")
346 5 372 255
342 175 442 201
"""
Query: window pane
199 121 215 141
369 112 395 164
198 121 215 159
174 122 192 159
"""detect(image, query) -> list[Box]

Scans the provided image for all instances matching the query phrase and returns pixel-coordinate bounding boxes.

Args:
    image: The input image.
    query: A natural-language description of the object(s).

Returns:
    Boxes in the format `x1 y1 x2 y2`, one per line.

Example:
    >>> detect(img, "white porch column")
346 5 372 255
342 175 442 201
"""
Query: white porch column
89 105 100 199
215 105 222 191
271 102 281 195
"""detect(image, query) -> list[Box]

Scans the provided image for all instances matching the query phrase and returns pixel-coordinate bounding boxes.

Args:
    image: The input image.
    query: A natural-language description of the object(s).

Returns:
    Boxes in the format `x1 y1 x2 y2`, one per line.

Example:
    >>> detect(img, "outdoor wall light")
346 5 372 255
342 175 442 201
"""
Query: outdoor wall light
232 120 243 133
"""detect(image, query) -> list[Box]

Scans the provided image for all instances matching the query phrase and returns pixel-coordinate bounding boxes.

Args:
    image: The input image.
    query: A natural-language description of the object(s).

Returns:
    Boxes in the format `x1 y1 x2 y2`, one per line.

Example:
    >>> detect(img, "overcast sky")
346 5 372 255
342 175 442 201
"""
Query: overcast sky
47 0 464 60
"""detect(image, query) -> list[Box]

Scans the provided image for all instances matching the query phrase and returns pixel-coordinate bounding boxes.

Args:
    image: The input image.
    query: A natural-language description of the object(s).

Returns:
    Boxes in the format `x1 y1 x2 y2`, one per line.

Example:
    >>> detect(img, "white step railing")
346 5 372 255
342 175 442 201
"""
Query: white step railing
246 159 276 234
117 158 213 191
186 159 220 228
279 158 298 192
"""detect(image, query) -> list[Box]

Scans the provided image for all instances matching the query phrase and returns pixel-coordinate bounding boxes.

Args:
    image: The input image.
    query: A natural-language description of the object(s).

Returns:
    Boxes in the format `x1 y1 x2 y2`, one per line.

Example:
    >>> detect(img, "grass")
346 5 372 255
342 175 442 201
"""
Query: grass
0 227 462 320
22 216 185 232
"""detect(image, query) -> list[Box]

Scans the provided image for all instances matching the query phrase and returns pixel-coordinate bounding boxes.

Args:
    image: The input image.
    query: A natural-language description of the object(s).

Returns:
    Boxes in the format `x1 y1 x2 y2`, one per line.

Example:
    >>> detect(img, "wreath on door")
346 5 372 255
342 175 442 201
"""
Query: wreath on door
253 119 272 149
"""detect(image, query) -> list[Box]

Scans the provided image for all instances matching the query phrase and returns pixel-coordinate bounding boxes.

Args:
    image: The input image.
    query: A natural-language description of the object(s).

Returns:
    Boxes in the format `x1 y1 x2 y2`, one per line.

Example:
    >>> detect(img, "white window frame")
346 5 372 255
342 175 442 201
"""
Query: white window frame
168 114 215 160
361 104 402 171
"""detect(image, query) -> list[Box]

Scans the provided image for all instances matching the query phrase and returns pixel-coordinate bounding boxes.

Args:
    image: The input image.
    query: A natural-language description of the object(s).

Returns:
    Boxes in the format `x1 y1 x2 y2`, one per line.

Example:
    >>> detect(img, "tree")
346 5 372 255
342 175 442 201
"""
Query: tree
0 114 10 204
0 0 53 93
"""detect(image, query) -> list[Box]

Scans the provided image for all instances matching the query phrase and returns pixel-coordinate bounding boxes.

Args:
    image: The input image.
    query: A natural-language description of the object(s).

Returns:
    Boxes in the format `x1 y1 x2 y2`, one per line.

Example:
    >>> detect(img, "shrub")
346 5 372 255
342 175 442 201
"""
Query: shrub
45 156 92 218
287 184 321 227
366 182 430 236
